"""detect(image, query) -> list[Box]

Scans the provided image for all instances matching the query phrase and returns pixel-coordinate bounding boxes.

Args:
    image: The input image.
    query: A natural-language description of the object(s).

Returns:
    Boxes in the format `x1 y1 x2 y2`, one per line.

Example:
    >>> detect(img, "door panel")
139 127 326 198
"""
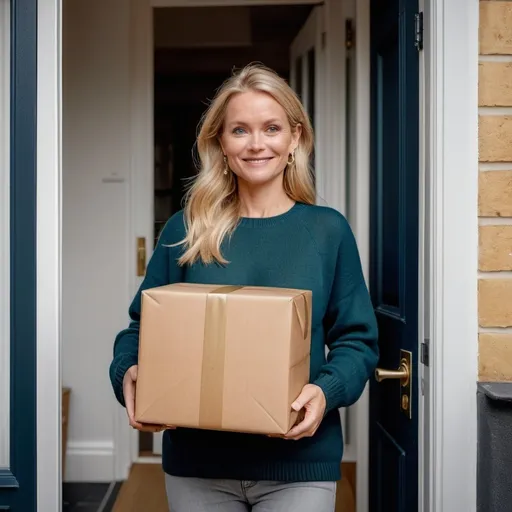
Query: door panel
0 0 38 509
290 6 323 174
369 0 420 511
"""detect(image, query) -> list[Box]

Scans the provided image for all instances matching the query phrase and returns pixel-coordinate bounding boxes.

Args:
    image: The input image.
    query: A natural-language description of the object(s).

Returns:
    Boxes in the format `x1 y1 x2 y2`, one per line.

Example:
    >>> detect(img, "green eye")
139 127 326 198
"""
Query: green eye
232 127 245 135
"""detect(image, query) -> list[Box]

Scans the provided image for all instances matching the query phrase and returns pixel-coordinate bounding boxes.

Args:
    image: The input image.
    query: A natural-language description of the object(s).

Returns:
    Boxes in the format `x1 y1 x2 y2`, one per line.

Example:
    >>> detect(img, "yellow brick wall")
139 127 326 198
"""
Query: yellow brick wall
478 1 512 382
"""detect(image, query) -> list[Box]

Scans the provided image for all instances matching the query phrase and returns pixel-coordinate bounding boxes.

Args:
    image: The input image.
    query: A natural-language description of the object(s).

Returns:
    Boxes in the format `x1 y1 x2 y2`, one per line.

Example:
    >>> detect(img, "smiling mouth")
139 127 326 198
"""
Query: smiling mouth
243 157 274 164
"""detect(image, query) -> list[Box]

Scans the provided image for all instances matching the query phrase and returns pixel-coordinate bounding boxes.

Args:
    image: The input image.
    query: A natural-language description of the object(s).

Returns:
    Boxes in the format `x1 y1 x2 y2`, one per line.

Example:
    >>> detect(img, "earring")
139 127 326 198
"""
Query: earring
287 151 295 165
223 155 229 175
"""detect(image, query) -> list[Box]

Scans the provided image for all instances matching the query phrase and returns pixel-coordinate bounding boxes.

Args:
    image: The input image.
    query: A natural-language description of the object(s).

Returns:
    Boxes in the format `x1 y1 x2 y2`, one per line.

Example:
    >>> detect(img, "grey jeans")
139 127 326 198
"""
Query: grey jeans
165 474 336 512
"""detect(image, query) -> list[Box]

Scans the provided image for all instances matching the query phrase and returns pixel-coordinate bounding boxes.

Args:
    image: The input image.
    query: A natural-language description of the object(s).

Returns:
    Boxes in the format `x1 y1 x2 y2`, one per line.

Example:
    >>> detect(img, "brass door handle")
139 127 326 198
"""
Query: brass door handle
375 350 412 419
137 237 146 276
375 357 410 386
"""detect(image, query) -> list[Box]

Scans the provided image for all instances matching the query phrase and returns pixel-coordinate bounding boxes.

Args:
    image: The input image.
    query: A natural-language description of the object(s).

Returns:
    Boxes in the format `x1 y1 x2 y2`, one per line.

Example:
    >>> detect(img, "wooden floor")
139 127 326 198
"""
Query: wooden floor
113 463 356 512
113 464 168 512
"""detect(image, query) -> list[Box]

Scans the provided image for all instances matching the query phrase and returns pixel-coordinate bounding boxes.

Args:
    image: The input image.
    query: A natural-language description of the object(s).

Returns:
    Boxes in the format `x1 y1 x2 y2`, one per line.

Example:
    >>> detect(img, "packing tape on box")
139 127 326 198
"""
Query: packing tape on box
199 285 243 429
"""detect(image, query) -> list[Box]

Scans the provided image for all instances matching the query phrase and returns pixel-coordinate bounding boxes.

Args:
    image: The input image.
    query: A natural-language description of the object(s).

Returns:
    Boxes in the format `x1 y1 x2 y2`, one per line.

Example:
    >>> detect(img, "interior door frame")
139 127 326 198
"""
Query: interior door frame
35 0 479 511
128 0 345 470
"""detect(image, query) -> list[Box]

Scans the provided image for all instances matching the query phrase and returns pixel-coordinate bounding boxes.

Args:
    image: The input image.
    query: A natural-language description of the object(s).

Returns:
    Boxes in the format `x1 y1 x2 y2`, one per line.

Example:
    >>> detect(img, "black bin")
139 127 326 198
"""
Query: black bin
477 382 512 512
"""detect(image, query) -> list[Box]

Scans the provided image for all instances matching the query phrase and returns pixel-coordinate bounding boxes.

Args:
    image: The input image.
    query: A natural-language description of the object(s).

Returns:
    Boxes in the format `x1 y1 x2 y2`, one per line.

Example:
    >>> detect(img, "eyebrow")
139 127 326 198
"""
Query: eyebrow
226 118 283 127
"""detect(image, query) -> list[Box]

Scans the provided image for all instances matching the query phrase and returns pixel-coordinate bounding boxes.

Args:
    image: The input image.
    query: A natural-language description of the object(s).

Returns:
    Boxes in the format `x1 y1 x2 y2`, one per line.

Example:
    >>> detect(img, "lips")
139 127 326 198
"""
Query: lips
243 157 274 164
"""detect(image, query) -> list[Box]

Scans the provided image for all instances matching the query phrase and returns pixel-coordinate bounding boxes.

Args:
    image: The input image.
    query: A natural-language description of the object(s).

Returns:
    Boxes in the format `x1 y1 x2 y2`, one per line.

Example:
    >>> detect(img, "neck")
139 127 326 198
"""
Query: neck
237 177 294 218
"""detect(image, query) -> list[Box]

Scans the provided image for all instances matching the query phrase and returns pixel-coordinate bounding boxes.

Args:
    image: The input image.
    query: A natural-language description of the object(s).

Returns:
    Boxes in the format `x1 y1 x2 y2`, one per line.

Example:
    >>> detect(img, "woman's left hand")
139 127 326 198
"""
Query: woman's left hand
285 384 327 441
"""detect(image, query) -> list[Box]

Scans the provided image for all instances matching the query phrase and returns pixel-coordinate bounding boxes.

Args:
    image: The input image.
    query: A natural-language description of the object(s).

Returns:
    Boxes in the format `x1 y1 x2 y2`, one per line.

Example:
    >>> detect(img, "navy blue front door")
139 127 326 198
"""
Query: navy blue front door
0 0 38 510
369 0 420 511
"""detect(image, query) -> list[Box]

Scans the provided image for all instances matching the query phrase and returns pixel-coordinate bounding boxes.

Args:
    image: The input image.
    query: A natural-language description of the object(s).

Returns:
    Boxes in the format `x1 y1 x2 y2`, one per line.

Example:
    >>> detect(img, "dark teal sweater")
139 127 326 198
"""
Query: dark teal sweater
110 202 378 482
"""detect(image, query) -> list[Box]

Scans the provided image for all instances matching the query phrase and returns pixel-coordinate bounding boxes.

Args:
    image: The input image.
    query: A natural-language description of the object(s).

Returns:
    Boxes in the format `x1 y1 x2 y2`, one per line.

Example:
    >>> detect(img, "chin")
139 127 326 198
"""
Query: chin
238 165 284 185
240 171 282 187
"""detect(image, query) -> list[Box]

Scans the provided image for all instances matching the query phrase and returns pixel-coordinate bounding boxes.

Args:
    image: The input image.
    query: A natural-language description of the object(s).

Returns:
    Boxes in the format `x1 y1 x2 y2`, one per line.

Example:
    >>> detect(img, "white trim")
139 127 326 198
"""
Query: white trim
290 5 327 206
323 0 347 214
418 3 429 512
65 441 115 483
113 0 156 478
0 0 10 471
37 0 62 510
429 0 478 511
353 1 371 511
136 455 162 464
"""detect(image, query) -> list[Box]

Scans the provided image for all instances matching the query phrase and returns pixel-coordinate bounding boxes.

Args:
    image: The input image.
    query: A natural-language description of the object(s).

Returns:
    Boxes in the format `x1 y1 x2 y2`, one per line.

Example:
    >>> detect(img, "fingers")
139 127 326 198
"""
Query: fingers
123 365 147 431
285 413 317 440
134 423 168 433
123 367 171 432
285 384 327 441
291 385 317 412
124 379 137 424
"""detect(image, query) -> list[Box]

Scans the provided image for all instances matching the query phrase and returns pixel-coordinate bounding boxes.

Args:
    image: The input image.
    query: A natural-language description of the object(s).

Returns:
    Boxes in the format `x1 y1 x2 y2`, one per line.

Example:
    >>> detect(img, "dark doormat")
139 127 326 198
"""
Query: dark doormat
63 481 122 511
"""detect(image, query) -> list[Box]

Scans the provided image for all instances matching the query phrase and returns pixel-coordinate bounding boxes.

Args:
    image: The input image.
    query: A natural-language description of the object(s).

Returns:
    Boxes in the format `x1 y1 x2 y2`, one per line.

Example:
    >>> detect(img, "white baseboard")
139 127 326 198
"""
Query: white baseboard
64 440 115 483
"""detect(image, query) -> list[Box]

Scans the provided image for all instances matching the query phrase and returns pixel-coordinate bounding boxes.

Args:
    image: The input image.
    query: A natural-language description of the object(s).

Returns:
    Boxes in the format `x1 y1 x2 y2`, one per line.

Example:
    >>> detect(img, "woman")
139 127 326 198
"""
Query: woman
110 63 378 511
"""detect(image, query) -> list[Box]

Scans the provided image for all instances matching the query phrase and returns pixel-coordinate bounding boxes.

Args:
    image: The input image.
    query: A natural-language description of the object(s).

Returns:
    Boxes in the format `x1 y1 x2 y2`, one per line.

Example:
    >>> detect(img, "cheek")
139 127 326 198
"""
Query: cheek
270 136 294 156
221 136 245 157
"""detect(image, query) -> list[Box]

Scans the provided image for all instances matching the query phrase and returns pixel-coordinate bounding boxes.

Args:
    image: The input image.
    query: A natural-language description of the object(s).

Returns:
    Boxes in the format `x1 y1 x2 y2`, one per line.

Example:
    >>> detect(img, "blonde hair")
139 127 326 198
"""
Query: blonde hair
175 63 315 266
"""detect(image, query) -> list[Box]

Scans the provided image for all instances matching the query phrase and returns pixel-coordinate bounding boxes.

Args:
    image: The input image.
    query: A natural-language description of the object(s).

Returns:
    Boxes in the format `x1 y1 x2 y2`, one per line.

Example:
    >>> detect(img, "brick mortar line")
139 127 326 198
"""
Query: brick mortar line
479 163 512 170
479 217 512 225
479 55 512 63
479 107 512 114
479 327 512 335
478 271 512 278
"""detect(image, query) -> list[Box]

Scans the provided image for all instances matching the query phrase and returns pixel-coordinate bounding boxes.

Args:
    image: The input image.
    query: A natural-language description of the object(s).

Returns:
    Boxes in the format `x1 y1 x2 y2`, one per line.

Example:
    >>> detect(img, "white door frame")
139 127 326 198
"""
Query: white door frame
0 0 10 477
36 1 478 511
37 0 62 511
424 1 479 510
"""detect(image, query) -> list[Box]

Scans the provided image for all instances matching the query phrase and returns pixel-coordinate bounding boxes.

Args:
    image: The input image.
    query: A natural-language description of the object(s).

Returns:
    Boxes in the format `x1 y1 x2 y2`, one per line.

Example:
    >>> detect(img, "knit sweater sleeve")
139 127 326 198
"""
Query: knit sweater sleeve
109 212 185 407
312 216 379 413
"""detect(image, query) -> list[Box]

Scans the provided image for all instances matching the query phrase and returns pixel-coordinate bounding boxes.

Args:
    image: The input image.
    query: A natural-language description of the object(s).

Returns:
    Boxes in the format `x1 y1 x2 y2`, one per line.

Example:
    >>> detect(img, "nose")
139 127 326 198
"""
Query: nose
248 132 265 152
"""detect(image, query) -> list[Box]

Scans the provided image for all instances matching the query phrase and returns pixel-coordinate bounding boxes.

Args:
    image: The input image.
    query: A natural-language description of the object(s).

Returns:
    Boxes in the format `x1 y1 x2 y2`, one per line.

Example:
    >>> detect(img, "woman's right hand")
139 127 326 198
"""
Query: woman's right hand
123 365 168 433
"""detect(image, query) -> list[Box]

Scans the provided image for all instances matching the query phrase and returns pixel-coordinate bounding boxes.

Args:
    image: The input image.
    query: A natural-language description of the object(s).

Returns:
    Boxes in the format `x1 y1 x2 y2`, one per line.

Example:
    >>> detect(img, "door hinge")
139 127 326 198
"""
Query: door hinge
414 12 424 51
421 338 429 366
321 31 327 50
345 19 354 50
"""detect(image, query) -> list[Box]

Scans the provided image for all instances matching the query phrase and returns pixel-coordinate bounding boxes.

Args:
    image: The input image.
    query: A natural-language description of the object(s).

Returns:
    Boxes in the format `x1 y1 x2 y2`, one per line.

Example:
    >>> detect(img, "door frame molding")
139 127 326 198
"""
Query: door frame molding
37 0 62 510
0 0 11 478
35 0 478 510
425 1 478 510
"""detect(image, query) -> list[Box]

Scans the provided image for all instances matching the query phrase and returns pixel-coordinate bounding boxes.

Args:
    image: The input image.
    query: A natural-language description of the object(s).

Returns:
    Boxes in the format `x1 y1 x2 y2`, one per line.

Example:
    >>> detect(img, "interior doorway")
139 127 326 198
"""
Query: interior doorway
140 2 316 457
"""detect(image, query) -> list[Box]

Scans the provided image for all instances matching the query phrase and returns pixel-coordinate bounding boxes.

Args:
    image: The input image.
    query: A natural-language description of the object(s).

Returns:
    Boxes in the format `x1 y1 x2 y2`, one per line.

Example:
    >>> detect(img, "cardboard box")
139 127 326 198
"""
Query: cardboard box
135 283 311 435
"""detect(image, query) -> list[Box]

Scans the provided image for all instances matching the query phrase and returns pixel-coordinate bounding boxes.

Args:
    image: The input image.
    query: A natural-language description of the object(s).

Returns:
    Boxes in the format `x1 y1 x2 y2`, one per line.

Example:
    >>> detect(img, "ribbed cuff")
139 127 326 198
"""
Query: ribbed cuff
110 354 138 407
313 373 346 414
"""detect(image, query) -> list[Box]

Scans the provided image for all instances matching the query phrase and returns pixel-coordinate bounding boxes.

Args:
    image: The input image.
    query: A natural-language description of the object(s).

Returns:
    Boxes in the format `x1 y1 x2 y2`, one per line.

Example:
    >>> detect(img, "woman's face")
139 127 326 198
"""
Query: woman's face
220 90 301 187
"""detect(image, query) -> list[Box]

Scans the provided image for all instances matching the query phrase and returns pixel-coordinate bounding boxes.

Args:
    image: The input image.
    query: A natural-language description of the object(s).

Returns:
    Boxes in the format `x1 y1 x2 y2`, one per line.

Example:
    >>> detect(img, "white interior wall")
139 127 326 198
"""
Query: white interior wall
62 0 132 482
